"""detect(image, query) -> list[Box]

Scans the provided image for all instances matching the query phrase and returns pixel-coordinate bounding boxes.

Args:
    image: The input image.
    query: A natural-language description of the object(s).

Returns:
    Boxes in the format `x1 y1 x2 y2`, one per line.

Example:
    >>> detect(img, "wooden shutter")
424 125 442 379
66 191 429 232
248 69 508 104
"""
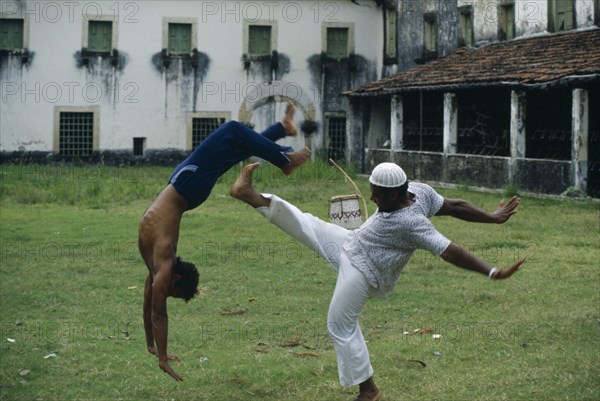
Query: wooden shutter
459 11 473 47
0 19 24 50
88 21 112 52
424 21 437 52
169 23 192 54
327 28 348 58
385 9 397 58
249 25 271 55
556 0 574 31
498 5 515 41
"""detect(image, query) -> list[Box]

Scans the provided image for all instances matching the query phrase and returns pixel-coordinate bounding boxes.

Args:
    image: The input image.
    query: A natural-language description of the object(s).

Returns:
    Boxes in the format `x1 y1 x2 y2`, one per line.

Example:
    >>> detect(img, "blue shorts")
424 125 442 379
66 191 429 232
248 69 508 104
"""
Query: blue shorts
169 121 292 210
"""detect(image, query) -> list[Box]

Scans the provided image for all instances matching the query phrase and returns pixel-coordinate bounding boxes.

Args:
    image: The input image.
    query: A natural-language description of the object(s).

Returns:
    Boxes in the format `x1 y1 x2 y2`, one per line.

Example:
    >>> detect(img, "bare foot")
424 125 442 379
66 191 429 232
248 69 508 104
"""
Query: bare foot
352 389 381 401
281 102 298 136
353 377 381 401
229 162 269 208
282 147 311 175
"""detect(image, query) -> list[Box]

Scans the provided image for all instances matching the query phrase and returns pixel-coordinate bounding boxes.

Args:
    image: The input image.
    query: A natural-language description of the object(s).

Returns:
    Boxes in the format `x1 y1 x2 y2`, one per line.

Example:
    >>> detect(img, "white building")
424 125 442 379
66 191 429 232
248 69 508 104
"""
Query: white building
1 0 383 161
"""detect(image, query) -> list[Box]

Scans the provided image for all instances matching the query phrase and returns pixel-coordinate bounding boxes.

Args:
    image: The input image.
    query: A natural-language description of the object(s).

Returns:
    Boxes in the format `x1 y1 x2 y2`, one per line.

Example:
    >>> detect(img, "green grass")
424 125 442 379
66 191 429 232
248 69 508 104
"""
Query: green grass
0 162 598 401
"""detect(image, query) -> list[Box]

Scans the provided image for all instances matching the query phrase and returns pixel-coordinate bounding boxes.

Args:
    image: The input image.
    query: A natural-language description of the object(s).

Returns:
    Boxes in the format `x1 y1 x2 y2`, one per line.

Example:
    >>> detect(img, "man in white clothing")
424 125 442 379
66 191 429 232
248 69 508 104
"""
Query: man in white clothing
230 161 525 401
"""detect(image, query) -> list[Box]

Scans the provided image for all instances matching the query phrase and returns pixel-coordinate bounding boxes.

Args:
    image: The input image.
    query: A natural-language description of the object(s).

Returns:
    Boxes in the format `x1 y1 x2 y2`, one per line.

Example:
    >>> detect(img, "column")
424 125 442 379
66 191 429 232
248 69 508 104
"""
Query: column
390 94 403 151
348 97 364 171
443 92 457 154
509 90 526 182
510 90 526 159
572 88 589 191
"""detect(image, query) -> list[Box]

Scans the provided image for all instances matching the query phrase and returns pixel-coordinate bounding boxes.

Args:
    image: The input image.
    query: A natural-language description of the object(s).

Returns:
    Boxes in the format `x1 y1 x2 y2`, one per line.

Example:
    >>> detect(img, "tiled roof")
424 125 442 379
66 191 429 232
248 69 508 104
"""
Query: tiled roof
345 28 600 96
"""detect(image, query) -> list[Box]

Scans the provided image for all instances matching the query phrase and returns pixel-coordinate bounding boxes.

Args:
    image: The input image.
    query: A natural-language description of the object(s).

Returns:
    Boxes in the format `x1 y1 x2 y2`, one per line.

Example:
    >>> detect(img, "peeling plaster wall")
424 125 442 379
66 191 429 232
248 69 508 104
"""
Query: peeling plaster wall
397 0 458 70
458 0 597 46
1 0 383 158
576 0 597 28
458 0 546 44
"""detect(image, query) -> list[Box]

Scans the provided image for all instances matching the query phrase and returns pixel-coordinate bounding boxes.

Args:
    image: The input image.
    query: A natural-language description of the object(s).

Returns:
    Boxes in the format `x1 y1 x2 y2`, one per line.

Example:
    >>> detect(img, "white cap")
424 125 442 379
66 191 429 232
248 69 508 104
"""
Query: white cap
369 162 407 188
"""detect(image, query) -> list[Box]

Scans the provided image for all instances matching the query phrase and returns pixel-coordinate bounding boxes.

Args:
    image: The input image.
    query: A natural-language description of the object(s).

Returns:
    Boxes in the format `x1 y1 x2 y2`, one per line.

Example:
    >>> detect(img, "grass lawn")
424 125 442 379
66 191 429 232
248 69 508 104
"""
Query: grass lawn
0 162 598 401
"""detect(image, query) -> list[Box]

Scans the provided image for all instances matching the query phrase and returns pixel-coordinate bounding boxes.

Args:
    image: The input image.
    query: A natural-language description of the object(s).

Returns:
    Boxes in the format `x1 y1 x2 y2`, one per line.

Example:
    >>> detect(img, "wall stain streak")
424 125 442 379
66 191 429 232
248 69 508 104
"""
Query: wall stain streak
0 50 34 80
242 51 292 129
151 49 211 112
307 53 377 112
73 49 129 105
307 53 376 159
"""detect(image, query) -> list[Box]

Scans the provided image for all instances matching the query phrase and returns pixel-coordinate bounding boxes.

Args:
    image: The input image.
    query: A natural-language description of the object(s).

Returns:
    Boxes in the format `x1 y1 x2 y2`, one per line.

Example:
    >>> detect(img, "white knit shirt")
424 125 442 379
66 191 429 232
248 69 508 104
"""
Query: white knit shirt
343 182 451 297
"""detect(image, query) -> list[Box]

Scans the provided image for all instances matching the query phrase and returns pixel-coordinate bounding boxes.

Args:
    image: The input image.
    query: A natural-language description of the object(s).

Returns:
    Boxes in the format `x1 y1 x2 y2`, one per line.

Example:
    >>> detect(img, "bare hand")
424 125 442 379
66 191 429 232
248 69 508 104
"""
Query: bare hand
147 346 180 361
491 258 526 280
492 196 520 224
159 360 183 381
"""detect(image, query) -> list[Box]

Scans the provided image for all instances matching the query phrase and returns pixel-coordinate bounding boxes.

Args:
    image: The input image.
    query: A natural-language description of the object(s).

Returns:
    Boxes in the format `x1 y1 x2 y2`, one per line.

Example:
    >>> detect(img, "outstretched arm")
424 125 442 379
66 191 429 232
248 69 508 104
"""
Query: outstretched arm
441 242 525 279
143 274 155 352
436 196 520 224
150 264 183 381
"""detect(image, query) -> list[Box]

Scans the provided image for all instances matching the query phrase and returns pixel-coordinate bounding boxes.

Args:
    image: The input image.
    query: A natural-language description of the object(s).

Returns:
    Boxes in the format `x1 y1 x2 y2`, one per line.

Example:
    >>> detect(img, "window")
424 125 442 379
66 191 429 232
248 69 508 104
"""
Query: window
327 115 347 161
423 13 437 56
192 117 226 149
163 18 197 55
82 16 116 54
88 20 112 52
549 0 574 32
54 106 99 156
458 6 474 47
248 25 271 56
243 20 276 60
187 112 230 150
59 112 94 157
133 137 146 156
498 3 515 41
385 8 398 59
326 27 349 58
168 23 192 55
0 18 24 50
322 23 354 59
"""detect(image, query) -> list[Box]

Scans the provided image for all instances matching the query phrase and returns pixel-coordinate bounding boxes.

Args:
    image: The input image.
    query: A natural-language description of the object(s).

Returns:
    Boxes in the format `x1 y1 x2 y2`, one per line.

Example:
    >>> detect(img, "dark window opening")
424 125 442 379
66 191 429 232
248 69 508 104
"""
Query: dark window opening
192 117 225 149
457 89 511 156
327 117 347 161
133 137 146 156
526 89 572 160
403 92 443 152
59 112 94 157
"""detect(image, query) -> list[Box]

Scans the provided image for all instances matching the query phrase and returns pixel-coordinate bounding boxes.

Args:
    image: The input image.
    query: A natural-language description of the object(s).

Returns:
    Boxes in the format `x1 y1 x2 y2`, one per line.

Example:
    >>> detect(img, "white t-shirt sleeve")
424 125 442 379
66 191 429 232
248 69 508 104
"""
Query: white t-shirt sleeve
422 184 445 217
408 215 451 256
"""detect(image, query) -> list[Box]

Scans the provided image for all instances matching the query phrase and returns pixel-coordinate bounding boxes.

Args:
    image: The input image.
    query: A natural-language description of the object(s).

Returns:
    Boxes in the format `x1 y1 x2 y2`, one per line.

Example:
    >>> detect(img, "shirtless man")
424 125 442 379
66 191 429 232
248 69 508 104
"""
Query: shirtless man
138 103 310 381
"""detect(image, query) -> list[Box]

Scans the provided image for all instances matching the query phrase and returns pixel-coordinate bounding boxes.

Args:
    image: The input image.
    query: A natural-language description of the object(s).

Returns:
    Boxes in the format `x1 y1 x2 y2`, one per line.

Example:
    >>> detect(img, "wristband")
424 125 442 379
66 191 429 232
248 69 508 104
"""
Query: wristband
488 268 497 279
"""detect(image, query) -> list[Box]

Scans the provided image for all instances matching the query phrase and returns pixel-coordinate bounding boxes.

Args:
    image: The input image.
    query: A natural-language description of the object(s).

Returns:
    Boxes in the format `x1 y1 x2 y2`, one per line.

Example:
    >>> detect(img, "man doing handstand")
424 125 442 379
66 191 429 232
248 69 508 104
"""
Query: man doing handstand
138 104 311 381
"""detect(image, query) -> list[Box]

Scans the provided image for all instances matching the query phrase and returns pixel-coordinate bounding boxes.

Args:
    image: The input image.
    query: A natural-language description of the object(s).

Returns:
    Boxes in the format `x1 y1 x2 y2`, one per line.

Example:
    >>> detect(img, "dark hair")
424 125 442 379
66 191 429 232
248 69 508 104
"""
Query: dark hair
377 181 409 199
172 257 199 302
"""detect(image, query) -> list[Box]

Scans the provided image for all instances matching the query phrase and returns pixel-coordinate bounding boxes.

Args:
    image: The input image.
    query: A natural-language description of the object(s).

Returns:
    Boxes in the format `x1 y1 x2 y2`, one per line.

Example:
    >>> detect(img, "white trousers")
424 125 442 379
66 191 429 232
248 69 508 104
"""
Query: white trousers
257 194 374 387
